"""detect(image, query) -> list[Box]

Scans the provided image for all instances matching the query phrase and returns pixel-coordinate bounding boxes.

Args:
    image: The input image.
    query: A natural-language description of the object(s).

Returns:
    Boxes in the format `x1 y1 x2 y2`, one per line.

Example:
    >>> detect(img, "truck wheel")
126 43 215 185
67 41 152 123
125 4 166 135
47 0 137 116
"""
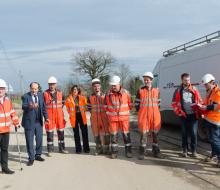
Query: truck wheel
198 119 208 142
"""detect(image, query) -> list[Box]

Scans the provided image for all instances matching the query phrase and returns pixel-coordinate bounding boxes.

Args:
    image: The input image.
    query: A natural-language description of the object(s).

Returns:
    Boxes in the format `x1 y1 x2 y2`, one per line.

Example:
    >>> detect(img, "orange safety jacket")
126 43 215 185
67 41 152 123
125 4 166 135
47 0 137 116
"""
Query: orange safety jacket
105 88 132 122
44 90 66 131
171 84 202 118
88 93 109 134
0 96 19 134
135 86 161 133
65 95 87 128
204 85 220 126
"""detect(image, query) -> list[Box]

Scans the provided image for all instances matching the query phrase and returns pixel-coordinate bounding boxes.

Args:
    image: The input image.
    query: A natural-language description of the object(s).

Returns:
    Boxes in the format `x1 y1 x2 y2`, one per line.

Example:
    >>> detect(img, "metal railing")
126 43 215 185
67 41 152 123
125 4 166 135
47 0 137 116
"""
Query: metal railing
163 30 220 57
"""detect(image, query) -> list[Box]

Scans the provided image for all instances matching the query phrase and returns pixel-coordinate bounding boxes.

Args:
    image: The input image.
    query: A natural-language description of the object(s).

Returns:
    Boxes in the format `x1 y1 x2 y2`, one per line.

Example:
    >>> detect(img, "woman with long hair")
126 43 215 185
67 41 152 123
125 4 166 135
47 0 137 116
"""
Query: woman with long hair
65 85 90 153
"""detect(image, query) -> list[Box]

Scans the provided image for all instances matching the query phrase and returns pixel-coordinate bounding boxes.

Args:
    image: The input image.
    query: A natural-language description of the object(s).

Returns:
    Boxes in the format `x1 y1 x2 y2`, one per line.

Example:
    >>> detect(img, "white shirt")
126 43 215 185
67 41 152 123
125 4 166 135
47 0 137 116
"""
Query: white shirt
31 94 38 104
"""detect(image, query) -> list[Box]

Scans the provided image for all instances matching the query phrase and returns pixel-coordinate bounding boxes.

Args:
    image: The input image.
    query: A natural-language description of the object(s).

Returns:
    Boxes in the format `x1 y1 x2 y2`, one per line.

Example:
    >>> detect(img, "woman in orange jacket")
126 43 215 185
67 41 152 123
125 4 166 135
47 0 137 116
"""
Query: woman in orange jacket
65 85 90 153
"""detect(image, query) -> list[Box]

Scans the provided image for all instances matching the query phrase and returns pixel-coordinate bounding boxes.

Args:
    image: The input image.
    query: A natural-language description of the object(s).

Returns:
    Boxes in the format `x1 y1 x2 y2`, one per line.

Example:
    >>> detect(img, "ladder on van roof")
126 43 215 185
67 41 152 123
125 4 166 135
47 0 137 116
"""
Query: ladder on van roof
163 30 220 57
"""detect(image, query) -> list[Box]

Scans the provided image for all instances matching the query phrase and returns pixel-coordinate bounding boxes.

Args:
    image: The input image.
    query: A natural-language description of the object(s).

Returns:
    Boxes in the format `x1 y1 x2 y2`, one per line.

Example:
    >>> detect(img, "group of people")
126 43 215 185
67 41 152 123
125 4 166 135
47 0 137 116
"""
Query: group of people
172 73 220 166
0 71 220 175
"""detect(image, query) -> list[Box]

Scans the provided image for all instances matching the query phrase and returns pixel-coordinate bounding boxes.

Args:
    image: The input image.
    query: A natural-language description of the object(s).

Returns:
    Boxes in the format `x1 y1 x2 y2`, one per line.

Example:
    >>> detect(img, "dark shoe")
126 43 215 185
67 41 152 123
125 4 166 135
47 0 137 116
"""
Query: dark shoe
27 160 34 166
84 150 90 153
76 151 82 154
2 168 15 174
35 156 45 162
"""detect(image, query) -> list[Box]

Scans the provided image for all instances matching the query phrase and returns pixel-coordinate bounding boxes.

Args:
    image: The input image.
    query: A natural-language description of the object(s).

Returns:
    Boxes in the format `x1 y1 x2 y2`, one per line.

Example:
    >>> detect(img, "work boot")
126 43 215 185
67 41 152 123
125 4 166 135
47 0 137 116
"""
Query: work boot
94 136 102 155
103 135 110 155
152 144 162 158
2 168 15 174
125 146 133 158
103 145 110 155
110 134 118 155
111 153 118 159
59 142 68 154
138 146 145 160
47 152 52 157
95 145 103 156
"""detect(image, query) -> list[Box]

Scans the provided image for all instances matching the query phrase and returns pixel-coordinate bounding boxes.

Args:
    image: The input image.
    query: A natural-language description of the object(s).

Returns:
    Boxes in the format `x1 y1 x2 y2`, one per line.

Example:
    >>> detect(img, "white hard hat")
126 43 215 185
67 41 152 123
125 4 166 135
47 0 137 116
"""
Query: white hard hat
202 74 215 84
109 75 121 85
142 72 154 79
48 76 57 84
0 79 7 88
91 78 101 84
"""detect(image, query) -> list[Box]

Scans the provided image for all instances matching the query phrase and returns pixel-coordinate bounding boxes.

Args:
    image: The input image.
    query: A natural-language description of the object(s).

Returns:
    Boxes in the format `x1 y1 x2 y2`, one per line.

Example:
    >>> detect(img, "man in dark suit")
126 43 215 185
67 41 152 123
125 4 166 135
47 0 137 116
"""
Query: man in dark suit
22 82 49 166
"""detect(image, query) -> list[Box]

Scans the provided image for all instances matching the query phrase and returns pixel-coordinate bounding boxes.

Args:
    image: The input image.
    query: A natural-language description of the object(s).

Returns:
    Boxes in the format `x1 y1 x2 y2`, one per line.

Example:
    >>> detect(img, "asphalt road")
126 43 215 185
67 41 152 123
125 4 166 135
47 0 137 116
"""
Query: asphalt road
0 111 219 190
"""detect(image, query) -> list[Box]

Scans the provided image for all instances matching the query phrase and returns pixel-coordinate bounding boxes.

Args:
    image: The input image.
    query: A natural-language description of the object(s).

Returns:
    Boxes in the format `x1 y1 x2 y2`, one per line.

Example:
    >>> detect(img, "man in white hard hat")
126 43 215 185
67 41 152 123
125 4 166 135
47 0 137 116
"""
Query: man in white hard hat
87 78 110 155
43 76 68 156
0 79 20 174
197 74 220 167
105 75 133 159
135 72 162 159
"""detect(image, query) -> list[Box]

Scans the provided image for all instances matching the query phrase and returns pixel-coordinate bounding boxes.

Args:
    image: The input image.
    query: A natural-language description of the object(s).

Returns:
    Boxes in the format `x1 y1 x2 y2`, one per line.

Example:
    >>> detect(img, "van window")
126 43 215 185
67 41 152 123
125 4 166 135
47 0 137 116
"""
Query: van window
152 74 158 88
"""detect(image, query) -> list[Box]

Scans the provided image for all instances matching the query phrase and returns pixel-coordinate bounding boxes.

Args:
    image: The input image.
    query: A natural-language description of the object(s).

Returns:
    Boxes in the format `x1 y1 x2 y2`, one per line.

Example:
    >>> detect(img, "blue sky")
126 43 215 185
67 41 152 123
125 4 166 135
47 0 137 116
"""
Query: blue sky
0 0 220 92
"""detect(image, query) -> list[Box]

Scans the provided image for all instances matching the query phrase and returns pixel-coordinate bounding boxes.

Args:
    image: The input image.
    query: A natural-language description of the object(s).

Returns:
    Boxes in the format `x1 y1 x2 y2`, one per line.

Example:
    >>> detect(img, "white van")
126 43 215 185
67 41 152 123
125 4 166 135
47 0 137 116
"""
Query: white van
152 31 220 140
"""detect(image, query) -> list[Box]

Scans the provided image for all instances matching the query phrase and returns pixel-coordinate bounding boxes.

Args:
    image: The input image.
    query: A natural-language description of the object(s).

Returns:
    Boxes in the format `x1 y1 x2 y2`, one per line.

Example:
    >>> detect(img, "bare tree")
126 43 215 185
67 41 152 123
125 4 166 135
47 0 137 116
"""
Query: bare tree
114 63 131 87
72 49 114 80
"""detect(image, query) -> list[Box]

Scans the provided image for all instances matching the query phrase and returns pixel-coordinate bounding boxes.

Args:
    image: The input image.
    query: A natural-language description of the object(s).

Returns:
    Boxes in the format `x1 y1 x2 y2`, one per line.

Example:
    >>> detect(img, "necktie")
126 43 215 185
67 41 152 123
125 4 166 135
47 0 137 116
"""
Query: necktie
34 95 38 104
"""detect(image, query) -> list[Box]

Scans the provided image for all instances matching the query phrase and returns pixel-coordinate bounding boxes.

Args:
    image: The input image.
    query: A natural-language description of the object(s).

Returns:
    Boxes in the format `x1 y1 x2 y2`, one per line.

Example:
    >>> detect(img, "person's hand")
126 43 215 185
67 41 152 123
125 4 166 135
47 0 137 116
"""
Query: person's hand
197 103 207 111
33 103 39 108
29 103 35 109
45 119 50 125
14 124 20 132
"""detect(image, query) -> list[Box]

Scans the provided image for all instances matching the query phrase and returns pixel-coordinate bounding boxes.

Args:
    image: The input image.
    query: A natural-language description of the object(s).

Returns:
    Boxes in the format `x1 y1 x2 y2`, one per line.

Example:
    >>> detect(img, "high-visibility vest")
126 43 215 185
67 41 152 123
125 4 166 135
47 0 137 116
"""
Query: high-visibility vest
65 95 87 128
136 87 161 132
44 90 65 131
105 88 132 122
171 84 201 118
204 85 220 126
0 96 19 134
88 93 109 129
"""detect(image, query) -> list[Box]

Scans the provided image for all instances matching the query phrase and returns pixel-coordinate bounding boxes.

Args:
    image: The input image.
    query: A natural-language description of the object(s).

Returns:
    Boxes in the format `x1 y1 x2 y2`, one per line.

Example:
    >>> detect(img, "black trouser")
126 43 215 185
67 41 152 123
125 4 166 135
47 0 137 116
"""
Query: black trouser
24 122 43 161
46 130 65 152
0 133 9 170
73 113 90 152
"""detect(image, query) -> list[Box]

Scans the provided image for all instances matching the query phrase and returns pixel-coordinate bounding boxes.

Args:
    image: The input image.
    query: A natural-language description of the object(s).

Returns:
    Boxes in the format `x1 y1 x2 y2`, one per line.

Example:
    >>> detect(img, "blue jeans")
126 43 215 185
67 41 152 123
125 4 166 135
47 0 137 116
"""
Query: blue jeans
204 120 220 160
180 114 198 152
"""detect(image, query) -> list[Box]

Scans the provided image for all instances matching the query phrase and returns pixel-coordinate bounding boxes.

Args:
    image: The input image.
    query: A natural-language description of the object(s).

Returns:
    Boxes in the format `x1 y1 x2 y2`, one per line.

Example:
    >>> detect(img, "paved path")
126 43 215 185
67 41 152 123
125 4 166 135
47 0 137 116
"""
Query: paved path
0 111 219 190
